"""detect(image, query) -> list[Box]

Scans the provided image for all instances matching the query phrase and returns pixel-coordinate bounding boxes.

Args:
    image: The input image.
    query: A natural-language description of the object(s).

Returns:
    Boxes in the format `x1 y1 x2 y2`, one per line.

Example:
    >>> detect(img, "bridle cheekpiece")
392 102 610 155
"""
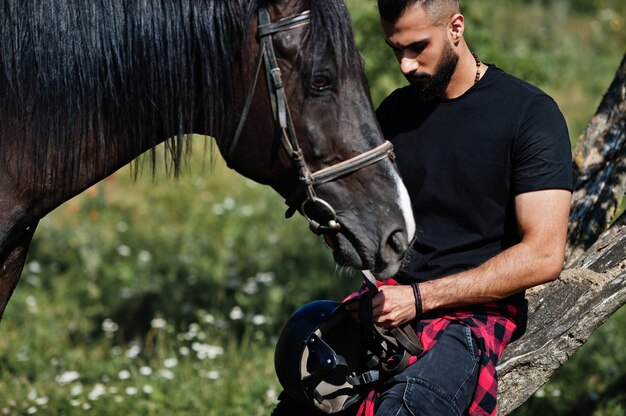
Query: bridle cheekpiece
229 4 395 235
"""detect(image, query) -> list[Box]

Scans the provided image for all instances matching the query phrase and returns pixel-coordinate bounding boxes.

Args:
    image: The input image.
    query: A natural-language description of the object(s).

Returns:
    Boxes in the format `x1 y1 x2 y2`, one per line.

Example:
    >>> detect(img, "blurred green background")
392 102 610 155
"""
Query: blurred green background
1 0 625 414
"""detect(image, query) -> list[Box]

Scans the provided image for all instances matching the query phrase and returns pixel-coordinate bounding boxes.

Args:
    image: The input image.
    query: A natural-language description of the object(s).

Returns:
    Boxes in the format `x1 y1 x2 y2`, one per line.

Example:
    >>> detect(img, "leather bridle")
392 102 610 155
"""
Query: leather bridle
228 4 395 234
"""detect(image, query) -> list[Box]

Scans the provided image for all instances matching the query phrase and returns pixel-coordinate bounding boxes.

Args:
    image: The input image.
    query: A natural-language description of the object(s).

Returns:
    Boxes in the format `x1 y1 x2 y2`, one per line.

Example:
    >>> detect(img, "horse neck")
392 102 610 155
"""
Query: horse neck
0 1 259 218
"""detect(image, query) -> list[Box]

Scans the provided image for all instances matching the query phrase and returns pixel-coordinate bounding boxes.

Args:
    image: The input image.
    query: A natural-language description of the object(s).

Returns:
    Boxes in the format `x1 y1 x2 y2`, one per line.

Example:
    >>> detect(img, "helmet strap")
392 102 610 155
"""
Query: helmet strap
356 281 424 377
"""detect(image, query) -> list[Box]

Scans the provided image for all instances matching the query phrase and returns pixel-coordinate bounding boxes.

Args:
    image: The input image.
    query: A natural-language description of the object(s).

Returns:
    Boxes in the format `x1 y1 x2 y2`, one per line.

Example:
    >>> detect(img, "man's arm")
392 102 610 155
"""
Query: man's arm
365 188 572 328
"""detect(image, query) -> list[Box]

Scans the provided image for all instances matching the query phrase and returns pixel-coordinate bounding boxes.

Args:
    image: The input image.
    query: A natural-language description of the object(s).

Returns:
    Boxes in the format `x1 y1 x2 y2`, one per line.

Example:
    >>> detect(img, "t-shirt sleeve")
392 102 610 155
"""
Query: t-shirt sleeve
512 94 574 194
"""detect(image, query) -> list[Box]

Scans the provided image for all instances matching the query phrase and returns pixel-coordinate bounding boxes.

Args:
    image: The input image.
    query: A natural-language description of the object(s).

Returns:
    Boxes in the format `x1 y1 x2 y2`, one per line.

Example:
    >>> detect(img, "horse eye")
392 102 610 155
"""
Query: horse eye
310 74 332 92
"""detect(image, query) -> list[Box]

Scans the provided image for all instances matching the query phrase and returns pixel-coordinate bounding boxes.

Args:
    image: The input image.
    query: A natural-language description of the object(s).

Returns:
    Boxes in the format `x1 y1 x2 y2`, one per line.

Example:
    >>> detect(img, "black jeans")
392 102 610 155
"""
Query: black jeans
272 323 480 416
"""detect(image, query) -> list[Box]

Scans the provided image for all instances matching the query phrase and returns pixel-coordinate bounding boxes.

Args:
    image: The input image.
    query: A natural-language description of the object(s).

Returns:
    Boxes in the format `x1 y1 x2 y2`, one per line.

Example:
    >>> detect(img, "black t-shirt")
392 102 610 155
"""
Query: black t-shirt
376 65 573 284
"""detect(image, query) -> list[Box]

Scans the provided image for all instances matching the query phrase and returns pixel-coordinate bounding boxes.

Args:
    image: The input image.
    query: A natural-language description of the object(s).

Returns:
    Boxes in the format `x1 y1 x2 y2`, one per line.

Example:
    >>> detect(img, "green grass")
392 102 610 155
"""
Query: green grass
1 287 280 415
0 150 358 414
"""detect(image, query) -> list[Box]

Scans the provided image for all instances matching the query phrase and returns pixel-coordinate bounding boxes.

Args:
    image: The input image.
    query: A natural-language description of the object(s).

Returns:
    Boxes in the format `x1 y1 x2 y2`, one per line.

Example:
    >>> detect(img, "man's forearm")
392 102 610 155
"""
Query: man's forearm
419 240 563 313
371 190 571 326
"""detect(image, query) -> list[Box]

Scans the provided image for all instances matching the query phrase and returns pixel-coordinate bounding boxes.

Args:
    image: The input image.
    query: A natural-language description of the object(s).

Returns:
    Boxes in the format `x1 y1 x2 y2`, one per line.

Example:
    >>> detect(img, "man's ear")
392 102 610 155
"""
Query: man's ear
448 13 465 45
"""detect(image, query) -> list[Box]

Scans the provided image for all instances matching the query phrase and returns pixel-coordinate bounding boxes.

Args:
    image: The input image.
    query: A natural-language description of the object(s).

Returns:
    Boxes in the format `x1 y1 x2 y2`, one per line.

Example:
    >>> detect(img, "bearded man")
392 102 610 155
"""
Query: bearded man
273 1 572 415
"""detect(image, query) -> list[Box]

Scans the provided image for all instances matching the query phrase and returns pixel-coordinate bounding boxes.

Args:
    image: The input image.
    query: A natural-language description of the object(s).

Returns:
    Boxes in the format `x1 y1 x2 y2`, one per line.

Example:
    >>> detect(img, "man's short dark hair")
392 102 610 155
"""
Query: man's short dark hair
377 0 460 25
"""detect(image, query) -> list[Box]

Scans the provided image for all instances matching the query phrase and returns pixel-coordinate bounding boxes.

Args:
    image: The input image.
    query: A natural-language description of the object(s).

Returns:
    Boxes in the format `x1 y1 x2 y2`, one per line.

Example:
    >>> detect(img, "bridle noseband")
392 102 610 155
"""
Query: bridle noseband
229 4 395 235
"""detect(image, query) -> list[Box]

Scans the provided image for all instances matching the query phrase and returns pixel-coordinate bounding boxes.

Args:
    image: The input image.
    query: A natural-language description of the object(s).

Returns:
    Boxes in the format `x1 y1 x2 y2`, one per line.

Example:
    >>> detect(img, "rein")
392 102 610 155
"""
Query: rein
228 4 395 235
359 271 423 375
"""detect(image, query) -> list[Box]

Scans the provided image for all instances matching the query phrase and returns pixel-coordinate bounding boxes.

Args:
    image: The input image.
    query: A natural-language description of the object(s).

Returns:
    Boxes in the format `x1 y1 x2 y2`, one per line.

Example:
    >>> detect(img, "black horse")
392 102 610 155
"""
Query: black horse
0 0 415 319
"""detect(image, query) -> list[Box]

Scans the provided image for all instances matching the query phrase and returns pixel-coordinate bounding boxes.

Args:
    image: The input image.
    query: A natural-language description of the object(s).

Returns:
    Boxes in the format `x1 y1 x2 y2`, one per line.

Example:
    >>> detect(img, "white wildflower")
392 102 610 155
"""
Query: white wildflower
116 221 129 233
191 343 224 360
229 306 244 320
88 384 106 401
255 272 275 284
116 244 131 257
56 371 80 385
240 205 254 217
243 281 259 295
34 397 48 406
101 318 119 333
150 318 167 329
266 388 277 401
27 261 42 274
211 204 224 215
138 250 152 263
158 369 175 380
70 384 83 397
222 197 235 210
199 370 220 380
163 357 178 368
125 387 138 396
252 314 268 326
118 370 131 380
202 314 215 324
25 296 38 314
126 344 141 358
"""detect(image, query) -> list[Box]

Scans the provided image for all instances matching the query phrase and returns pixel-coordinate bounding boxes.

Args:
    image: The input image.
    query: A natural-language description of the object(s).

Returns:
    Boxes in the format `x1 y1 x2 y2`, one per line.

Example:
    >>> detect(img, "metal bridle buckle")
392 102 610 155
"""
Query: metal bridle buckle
302 197 341 235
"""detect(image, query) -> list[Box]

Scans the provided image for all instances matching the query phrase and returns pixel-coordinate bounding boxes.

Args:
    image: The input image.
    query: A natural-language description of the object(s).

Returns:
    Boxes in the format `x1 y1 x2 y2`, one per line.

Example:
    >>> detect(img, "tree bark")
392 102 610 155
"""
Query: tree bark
566 53 626 267
498 215 626 414
497 53 626 415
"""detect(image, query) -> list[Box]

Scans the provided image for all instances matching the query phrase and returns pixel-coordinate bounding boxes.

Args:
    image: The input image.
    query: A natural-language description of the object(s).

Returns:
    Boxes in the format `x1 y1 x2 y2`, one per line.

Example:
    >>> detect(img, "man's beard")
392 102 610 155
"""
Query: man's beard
406 42 459 103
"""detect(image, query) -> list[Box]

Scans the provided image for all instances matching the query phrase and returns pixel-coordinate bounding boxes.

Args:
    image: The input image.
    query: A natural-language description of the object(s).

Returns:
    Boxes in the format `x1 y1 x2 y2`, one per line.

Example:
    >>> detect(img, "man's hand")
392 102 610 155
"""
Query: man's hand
346 284 417 328
372 285 418 328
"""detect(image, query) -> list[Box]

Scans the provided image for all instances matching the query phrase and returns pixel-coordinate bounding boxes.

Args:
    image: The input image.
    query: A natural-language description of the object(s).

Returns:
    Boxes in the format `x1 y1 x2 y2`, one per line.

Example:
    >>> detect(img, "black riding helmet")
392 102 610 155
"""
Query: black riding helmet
274 283 423 414
274 300 378 414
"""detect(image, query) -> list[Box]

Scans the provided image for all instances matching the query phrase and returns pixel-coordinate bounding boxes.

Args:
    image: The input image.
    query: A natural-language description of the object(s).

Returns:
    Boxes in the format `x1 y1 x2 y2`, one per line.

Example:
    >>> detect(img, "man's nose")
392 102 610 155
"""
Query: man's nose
400 56 419 76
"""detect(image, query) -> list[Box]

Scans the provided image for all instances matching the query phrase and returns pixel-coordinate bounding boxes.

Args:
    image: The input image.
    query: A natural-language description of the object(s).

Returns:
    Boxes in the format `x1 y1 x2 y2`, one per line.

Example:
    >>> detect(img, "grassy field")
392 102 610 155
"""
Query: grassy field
0 155 353 415
2 0 626 414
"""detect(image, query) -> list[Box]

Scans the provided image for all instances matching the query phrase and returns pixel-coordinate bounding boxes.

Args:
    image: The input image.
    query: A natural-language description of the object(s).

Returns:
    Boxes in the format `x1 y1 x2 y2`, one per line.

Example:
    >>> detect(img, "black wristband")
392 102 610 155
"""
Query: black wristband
411 282 423 316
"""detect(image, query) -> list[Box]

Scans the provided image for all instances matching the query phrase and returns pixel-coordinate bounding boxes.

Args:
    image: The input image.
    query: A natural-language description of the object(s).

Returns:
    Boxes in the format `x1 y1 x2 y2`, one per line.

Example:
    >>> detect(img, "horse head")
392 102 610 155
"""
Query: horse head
222 0 415 278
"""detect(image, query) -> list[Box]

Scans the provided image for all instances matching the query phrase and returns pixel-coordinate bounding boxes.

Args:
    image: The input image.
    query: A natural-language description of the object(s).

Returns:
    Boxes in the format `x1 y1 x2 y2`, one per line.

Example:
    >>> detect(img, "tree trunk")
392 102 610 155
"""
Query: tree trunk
497 52 626 415
565 53 626 267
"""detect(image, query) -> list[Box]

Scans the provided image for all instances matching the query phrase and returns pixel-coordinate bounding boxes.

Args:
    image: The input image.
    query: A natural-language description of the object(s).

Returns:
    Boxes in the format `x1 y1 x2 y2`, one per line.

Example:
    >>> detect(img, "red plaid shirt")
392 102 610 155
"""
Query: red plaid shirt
351 280 521 416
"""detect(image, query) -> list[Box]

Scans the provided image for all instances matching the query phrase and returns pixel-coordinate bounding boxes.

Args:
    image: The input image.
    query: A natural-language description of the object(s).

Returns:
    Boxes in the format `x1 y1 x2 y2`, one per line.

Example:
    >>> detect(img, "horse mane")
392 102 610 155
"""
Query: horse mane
0 0 361 190
301 0 363 83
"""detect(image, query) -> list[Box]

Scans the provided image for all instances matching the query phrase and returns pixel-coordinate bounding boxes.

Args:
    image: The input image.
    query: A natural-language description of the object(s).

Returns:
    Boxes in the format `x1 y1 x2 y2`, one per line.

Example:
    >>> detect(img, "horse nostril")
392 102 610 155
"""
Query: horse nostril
388 230 408 255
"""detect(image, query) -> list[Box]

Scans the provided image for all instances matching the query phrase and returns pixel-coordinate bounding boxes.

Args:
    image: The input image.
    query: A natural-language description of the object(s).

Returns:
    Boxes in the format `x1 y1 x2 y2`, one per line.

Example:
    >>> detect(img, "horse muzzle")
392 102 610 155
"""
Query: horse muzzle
322 219 411 279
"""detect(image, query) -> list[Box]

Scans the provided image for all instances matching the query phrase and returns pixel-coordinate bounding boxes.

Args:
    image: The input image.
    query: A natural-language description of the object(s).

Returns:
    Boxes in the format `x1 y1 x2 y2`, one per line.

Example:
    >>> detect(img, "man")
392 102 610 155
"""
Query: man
273 0 572 414
353 0 572 414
